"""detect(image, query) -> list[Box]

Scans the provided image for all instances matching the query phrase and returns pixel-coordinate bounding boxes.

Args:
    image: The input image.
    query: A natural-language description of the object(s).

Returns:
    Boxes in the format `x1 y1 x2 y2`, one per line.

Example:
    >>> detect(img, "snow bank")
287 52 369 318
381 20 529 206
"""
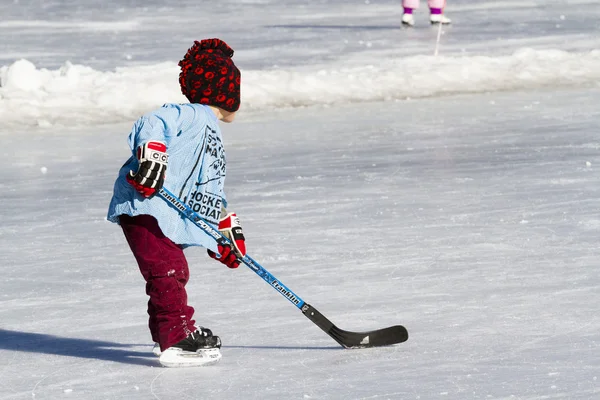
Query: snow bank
1 48 599 127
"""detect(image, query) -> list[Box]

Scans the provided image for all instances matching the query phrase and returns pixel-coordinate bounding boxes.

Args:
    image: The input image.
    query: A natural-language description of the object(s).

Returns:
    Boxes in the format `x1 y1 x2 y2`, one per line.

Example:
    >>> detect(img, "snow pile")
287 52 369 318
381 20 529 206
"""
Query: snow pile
1 48 600 127
0 59 182 128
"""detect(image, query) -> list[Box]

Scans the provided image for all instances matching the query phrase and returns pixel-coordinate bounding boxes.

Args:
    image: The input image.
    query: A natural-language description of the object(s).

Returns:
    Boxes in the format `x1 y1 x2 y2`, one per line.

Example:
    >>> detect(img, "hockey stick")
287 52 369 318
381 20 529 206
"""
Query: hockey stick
158 187 408 348
434 0 446 56
434 20 443 56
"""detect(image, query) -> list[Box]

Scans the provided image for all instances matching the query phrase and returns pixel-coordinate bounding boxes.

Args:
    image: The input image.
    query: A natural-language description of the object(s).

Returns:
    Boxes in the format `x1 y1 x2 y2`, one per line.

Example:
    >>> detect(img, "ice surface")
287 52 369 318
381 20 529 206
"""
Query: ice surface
1 0 599 399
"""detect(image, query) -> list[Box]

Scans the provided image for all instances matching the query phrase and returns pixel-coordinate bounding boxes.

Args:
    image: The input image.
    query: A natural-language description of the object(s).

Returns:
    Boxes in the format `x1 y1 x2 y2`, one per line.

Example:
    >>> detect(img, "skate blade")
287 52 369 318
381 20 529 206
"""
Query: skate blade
159 347 222 368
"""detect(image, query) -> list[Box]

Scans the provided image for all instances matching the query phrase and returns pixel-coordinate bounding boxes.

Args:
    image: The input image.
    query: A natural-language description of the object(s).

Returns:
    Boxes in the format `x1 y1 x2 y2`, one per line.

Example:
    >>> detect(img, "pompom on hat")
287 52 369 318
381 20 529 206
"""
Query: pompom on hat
178 39 241 112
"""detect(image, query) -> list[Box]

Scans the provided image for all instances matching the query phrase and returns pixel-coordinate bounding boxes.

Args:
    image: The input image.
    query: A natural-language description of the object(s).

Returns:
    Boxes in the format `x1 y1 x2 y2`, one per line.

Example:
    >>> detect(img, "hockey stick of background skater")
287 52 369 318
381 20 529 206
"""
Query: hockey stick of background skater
158 187 409 349
434 0 445 56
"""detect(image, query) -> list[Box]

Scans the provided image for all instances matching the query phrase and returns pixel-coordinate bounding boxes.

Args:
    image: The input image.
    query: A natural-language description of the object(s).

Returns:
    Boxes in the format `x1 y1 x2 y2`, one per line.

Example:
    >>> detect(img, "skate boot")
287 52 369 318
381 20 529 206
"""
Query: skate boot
430 13 451 25
152 324 203 357
401 13 415 27
158 327 222 367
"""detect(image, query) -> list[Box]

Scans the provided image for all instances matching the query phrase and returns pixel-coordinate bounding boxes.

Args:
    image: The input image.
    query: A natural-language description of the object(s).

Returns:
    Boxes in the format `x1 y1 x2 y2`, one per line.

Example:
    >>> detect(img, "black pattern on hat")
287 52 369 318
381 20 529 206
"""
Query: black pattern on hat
178 39 241 112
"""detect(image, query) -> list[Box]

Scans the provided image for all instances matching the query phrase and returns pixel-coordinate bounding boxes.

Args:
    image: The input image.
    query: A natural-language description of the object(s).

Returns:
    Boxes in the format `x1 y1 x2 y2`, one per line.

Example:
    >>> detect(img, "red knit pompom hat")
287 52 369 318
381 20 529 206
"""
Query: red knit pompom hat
178 39 241 112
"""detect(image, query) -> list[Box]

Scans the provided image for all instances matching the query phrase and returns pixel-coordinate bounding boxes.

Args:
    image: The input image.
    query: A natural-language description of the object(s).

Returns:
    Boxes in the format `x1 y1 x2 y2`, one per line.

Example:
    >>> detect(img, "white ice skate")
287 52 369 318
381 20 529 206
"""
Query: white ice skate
159 347 222 368
157 328 222 368
430 14 451 25
401 13 415 27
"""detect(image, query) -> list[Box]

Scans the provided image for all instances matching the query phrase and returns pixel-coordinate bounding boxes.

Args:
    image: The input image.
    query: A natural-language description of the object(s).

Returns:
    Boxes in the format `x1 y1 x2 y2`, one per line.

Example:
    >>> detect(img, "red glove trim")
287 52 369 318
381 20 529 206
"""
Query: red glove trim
208 244 240 269
126 174 157 198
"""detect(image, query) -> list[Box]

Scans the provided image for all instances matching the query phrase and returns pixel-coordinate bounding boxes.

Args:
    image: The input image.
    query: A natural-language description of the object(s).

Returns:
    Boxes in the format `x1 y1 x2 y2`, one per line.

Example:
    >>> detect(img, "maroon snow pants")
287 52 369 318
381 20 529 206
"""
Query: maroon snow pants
119 214 196 351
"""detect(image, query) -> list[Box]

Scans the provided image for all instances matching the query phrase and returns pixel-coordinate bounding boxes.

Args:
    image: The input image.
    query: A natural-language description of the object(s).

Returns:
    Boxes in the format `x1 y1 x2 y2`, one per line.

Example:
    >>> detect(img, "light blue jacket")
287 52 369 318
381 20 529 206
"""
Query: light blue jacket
107 103 227 251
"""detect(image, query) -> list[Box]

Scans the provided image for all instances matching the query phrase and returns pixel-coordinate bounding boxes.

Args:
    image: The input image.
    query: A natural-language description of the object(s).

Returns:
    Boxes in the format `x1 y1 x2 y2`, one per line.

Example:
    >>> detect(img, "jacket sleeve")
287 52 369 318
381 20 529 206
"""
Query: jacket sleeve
127 107 179 153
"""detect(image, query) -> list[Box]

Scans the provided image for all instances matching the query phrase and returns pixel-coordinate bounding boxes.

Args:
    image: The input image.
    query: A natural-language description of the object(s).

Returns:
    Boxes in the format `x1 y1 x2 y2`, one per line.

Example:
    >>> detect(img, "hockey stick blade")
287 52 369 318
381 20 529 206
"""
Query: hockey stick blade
302 304 408 348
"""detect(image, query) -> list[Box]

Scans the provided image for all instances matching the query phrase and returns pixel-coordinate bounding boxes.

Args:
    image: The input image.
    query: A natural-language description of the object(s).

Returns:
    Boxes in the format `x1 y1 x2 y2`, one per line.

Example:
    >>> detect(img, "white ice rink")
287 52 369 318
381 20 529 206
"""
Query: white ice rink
1 1 599 399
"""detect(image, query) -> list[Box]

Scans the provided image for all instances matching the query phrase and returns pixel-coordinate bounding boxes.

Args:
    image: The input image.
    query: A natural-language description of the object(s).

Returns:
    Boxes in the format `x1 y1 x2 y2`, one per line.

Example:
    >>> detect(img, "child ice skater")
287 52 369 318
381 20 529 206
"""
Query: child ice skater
107 38 246 367
402 0 451 26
